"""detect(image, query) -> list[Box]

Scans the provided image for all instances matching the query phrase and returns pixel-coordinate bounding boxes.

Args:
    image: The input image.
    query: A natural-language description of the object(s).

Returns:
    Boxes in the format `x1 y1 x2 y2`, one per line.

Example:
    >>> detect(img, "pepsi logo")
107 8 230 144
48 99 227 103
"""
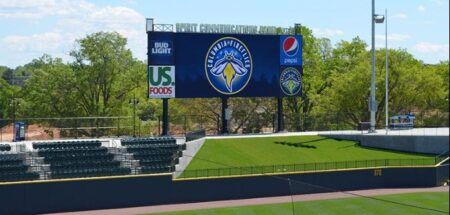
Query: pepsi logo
283 37 299 57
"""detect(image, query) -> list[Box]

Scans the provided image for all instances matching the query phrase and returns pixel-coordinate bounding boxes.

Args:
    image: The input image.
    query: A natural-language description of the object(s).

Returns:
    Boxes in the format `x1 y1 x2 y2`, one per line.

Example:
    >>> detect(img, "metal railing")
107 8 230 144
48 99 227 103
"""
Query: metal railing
0 111 448 141
177 157 443 179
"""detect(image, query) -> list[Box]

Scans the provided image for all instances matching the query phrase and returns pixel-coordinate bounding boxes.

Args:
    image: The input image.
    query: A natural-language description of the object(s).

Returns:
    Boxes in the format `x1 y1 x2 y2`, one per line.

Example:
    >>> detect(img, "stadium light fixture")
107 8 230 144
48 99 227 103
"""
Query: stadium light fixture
374 14 385 23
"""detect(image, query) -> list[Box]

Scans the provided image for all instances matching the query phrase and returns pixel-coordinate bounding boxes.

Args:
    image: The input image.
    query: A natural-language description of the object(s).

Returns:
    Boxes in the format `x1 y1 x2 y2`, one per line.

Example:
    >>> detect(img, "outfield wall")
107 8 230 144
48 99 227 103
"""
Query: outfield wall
0 166 446 215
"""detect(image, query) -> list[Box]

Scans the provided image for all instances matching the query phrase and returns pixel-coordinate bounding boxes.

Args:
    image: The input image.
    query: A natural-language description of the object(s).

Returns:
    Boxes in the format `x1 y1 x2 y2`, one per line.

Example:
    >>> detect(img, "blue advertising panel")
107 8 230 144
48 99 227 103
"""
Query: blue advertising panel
148 32 174 65
148 32 302 98
280 35 302 66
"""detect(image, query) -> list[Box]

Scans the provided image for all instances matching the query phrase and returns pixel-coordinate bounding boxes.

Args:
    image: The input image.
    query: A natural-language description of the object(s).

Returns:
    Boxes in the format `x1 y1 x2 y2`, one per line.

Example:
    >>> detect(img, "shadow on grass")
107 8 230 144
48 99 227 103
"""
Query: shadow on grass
337 143 359 149
274 141 317 149
273 137 336 149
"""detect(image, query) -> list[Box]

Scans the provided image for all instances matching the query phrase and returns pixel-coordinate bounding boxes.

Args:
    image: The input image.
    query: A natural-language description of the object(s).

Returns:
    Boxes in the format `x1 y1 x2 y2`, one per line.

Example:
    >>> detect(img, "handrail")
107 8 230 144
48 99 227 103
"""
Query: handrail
177 157 438 179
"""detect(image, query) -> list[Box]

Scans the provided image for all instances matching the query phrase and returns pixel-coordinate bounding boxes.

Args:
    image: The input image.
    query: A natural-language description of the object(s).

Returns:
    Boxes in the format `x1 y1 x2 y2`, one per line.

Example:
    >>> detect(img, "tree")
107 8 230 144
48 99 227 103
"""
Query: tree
70 32 143 117
20 32 147 136
21 55 80 118
284 26 331 131
0 78 15 121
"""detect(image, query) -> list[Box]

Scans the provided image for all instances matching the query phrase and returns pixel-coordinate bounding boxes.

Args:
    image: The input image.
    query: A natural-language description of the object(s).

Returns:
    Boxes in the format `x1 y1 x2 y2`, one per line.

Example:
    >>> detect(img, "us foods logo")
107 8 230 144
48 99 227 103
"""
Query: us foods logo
205 37 252 95
148 66 175 98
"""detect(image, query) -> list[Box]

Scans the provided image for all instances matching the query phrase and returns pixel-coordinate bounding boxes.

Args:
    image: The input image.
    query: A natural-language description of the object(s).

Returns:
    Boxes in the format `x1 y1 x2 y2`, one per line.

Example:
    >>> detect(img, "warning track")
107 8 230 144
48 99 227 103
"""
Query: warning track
46 186 449 215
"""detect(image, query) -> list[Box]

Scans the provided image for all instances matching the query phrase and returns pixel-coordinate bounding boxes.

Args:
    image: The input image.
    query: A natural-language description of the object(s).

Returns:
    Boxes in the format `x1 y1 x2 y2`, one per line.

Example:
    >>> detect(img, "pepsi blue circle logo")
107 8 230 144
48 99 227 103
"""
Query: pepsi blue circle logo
205 37 252 95
280 67 302 96
283 36 299 57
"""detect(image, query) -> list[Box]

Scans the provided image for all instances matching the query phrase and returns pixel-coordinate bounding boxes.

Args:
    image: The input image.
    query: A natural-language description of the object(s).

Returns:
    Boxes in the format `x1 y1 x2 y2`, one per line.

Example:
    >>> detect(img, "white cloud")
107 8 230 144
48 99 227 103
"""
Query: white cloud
1 32 65 52
312 28 344 38
430 0 444 6
392 13 408 20
0 0 96 19
417 5 426 12
413 42 449 54
375 33 411 42
0 1 147 65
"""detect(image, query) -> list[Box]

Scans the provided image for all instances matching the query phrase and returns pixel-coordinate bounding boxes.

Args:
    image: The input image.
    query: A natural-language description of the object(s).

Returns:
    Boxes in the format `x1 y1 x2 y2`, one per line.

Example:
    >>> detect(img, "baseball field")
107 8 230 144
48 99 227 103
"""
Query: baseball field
154 191 449 215
183 135 436 175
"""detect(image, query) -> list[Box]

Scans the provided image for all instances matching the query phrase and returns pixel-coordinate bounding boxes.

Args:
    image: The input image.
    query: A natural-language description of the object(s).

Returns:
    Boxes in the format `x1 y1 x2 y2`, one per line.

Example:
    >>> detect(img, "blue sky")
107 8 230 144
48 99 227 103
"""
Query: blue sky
0 0 448 68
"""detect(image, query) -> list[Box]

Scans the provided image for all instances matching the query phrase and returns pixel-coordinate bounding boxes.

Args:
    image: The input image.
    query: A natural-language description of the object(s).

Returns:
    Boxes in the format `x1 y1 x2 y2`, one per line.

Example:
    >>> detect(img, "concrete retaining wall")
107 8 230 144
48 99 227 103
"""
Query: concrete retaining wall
174 138 206 178
321 134 449 155
360 135 448 154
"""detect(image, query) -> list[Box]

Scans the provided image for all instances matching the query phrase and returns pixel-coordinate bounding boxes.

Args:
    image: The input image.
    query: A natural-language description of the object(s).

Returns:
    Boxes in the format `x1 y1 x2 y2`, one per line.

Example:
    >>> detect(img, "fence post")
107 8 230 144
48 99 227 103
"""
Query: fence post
138 118 141 137
158 116 161 136
116 117 120 137
75 118 79 139
184 115 187 135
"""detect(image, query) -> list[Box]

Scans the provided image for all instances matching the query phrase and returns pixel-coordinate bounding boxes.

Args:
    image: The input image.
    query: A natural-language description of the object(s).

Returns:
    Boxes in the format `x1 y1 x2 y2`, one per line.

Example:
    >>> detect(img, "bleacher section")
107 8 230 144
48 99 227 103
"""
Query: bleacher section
33 141 131 179
0 144 40 182
0 137 186 183
121 137 186 174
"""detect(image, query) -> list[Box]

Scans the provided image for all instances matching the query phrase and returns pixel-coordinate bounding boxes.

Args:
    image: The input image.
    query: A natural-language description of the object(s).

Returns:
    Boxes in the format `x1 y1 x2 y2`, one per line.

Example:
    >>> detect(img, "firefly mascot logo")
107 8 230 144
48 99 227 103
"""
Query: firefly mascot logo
280 67 301 96
205 37 252 95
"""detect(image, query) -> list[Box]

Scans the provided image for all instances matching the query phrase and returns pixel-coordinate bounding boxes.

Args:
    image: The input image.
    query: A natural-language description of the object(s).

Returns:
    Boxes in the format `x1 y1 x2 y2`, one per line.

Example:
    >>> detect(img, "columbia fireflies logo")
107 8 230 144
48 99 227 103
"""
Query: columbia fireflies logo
205 37 252 95
280 67 301 96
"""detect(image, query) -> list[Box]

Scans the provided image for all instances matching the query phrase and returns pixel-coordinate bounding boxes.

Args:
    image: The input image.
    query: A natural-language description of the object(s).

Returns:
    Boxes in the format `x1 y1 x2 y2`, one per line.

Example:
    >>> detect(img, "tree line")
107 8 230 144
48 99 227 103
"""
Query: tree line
0 27 448 134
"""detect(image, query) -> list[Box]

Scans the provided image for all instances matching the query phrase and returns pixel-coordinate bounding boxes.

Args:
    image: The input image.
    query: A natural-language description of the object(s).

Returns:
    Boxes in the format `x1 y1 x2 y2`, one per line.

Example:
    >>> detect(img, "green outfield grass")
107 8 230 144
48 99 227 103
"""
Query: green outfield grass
181 136 435 178
154 192 449 215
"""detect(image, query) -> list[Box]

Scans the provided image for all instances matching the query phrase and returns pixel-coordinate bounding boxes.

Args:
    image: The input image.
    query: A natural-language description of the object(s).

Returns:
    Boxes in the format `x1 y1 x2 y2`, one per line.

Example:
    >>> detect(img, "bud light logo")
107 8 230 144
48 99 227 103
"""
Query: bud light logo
280 67 301 96
280 35 302 66
283 37 299 57
151 41 172 55
205 37 252 95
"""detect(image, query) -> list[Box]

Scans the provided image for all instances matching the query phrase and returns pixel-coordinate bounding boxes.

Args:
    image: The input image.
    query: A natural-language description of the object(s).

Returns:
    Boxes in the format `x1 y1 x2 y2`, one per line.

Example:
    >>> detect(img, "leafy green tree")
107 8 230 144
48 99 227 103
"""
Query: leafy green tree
20 32 147 136
284 26 331 131
70 32 143 117
0 78 15 121
21 55 80 118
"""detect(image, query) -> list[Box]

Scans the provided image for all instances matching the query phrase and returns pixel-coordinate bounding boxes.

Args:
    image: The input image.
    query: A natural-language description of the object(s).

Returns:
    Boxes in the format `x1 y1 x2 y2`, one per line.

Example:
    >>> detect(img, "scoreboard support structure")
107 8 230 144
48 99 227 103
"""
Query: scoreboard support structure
277 97 284 132
162 98 169 136
221 97 228 134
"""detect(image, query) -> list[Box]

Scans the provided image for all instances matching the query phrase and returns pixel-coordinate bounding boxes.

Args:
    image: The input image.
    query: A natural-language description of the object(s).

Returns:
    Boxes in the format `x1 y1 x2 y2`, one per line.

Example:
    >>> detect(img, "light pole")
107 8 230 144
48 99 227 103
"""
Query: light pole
129 95 139 137
370 0 385 133
385 8 389 133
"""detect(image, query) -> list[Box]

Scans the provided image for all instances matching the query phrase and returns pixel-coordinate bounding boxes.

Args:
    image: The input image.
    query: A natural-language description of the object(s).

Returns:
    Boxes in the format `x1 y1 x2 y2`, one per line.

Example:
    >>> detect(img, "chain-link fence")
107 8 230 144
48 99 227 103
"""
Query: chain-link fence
0 116 160 141
166 111 449 136
0 111 448 141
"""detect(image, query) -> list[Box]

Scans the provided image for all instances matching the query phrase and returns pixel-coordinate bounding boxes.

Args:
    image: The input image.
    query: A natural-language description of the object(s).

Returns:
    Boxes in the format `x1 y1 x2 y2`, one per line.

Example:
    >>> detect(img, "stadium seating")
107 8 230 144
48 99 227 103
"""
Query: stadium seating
121 137 185 174
0 153 40 182
33 140 131 179
0 144 11 152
